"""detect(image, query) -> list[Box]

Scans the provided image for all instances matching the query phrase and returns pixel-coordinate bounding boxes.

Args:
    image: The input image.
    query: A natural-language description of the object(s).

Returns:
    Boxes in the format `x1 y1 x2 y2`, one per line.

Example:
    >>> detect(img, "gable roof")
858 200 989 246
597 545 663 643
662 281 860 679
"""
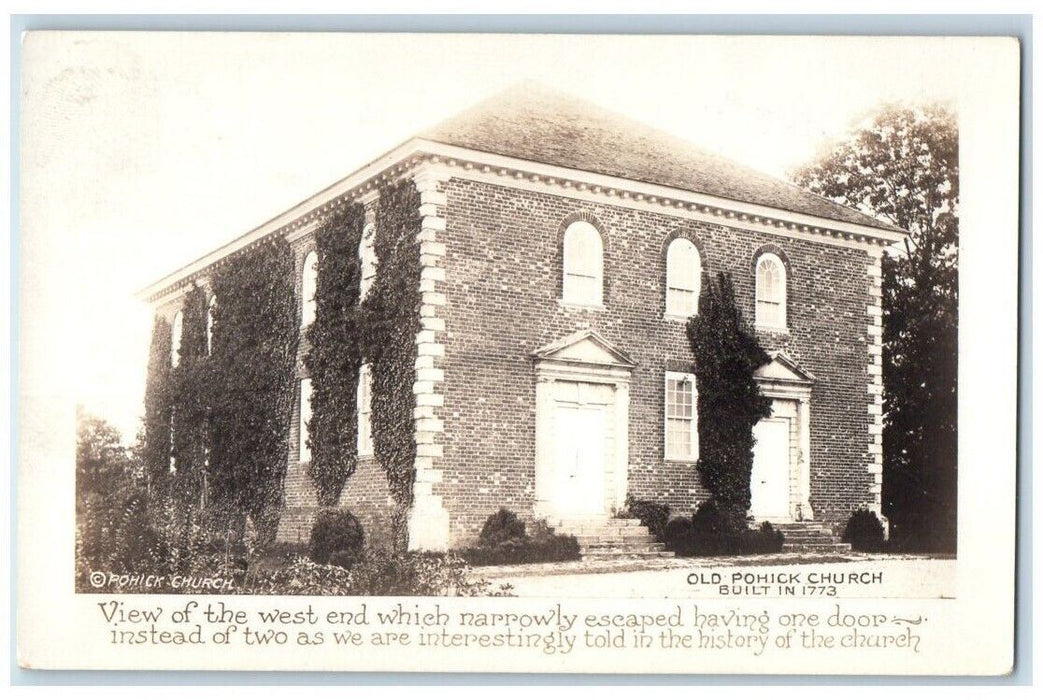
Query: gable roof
754 351 816 384
421 83 903 234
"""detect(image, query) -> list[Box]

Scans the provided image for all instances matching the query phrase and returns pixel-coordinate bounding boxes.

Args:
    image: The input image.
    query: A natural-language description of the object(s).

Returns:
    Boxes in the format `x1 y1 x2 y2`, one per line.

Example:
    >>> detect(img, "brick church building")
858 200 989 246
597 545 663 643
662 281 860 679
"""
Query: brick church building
141 85 904 551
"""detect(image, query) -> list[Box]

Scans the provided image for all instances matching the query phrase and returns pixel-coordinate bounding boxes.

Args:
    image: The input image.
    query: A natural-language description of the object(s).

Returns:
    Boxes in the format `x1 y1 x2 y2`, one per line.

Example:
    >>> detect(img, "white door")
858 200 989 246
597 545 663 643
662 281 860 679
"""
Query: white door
552 404 606 515
751 417 791 519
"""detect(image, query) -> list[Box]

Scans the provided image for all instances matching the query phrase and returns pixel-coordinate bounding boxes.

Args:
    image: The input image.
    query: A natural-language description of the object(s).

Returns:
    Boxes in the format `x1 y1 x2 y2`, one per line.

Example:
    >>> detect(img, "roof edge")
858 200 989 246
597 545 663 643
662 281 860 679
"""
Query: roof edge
139 140 908 305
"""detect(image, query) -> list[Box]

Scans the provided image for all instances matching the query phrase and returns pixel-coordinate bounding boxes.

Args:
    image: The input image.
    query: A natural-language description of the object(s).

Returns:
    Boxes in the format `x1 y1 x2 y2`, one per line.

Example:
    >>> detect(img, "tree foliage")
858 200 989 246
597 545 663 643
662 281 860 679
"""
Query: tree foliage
793 103 958 551
304 203 366 506
687 272 772 531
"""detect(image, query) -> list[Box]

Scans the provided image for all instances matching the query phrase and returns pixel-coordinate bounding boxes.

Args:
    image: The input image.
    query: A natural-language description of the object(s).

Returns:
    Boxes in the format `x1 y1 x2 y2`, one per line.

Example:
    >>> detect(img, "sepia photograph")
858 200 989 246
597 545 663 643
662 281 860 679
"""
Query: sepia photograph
16 29 1018 674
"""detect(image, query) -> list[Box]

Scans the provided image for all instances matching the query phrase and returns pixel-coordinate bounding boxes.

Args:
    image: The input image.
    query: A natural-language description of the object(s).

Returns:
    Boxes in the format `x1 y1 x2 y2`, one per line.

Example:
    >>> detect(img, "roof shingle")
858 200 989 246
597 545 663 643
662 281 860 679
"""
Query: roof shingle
420 83 903 233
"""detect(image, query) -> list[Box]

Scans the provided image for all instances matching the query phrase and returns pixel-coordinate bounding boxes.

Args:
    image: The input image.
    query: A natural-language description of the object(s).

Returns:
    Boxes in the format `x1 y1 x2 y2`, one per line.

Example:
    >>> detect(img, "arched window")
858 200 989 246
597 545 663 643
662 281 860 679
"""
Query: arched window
665 238 702 317
299 377 312 463
359 224 377 300
206 295 217 355
755 253 787 328
171 310 183 367
562 220 603 306
301 250 318 327
357 364 373 456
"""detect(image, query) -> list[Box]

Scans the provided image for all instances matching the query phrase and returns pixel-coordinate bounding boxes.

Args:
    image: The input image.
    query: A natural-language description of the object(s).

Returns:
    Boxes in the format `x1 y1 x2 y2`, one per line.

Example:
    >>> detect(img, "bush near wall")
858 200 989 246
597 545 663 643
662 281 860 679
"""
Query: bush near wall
664 502 784 556
305 204 366 506
842 509 886 552
459 509 581 566
618 495 671 542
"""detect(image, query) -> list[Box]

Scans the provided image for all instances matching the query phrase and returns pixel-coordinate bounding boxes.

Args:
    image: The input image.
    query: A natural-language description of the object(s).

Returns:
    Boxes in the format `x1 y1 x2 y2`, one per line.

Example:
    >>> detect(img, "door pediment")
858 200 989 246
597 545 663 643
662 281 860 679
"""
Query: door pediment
533 329 637 369
754 351 815 385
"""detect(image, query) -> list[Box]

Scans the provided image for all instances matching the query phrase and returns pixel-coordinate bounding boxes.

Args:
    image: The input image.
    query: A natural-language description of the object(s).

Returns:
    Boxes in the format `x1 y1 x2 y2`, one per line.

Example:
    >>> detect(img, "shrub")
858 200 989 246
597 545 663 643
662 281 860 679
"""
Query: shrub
308 509 365 565
664 516 697 556
663 502 784 556
621 496 671 542
464 512 580 566
741 522 785 554
479 508 527 546
843 509 886 552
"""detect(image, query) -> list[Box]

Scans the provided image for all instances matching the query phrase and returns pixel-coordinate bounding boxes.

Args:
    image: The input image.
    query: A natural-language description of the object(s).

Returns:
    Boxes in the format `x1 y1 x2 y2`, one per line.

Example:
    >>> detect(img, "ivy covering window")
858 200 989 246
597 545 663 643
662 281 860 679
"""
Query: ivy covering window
206 295 217 355
357 364 373 456
755 253 787 328
359 224 378 300
301 250 318 327
561 220 603 306
666 238 702 317
665 371 698 461
170 310 183 367
298 377 312 463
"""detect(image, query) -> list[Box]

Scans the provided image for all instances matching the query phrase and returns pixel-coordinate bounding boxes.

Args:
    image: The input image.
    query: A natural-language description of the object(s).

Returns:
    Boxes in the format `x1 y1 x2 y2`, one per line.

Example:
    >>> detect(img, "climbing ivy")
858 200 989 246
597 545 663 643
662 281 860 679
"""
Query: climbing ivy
208 239 299 543
304 203 366 506
170 284 209 504
363 180 422 544
142 316 172 491
687 272 772 533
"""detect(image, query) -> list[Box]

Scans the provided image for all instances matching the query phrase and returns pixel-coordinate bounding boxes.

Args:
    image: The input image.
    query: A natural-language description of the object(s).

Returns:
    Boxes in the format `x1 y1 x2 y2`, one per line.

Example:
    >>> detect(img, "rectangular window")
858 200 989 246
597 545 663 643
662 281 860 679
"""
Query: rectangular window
665 372 698 461
358 364 373 456
299 378 312 463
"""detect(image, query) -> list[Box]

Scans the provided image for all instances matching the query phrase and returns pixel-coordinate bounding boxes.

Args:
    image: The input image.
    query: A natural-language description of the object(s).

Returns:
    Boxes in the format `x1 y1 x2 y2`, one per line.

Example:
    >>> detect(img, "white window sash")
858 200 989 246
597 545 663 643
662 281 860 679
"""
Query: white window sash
664 372 699 461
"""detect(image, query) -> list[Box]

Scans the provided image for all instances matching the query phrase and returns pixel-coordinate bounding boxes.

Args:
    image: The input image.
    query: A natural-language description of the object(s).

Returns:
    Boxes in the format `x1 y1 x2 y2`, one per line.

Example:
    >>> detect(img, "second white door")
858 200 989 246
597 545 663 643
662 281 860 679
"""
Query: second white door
552 404 606 516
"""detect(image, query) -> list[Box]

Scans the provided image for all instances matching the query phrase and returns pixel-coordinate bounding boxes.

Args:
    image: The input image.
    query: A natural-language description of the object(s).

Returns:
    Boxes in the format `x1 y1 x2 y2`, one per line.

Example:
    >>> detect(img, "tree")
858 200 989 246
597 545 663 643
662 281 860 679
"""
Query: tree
793 104 958 552
76 407 136 496
687 272 773 532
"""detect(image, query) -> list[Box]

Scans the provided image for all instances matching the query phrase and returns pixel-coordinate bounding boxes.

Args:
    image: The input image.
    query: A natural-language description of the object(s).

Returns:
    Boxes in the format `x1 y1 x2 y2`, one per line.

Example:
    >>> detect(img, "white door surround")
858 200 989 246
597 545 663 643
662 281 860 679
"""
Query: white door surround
533 330 636 520
752 351 815 522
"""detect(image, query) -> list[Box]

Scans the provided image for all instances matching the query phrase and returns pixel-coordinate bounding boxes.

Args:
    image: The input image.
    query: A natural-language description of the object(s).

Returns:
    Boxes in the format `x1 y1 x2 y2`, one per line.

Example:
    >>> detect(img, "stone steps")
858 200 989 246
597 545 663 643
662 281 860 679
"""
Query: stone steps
550 517 669 561
774 522 851 553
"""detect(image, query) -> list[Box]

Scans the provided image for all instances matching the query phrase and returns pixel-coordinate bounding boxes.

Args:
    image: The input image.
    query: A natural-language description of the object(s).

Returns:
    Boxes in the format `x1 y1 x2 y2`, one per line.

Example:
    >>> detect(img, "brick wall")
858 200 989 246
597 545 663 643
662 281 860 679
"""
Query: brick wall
437 177 875 545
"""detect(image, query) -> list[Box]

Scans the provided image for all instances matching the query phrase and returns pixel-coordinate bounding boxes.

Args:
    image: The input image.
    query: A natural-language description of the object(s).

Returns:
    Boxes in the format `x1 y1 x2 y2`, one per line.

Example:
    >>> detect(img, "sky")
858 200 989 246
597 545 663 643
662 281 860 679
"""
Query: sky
19 33 974 441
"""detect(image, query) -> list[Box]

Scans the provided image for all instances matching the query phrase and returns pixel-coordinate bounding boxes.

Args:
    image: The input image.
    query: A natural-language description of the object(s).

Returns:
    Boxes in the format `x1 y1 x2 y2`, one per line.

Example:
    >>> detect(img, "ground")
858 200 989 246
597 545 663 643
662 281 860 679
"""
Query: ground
479 553 956 599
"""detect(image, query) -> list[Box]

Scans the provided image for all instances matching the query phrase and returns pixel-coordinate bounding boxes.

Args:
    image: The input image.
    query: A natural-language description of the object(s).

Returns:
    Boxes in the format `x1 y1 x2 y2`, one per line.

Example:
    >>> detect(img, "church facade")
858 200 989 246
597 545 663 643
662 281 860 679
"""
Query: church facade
141 86 903 550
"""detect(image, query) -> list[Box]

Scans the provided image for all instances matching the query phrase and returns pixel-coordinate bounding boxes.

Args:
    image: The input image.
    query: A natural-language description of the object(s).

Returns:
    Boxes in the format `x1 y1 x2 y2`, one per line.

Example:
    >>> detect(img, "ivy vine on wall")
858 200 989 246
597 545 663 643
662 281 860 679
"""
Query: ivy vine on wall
304 203 366 507
363 180 423 540
208 239 299 543
143 316 172 491
170 284 209 505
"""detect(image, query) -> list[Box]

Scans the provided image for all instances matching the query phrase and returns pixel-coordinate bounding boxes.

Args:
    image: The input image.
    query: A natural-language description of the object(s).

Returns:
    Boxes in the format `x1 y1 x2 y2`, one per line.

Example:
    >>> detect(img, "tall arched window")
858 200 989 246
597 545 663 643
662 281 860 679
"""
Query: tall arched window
301 250 318 327
299 377 313 463
359 224 377 300
206 295 217 355
562 220 604 306
171 310 183 367
665 238 702 317
357 364 373 456
755 253 787 328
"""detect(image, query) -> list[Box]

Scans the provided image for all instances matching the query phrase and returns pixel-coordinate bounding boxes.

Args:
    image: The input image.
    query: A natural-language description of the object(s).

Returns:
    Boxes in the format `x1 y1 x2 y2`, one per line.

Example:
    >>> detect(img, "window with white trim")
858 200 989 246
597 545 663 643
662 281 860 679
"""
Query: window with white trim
206 295 217 355
665 371 698 461
299 377 312 463
301 250 318 328
561 220 603 306
359 224 377 300
665 238 702 317
755 253 787 328
171 310 183 367
357 364 373 456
